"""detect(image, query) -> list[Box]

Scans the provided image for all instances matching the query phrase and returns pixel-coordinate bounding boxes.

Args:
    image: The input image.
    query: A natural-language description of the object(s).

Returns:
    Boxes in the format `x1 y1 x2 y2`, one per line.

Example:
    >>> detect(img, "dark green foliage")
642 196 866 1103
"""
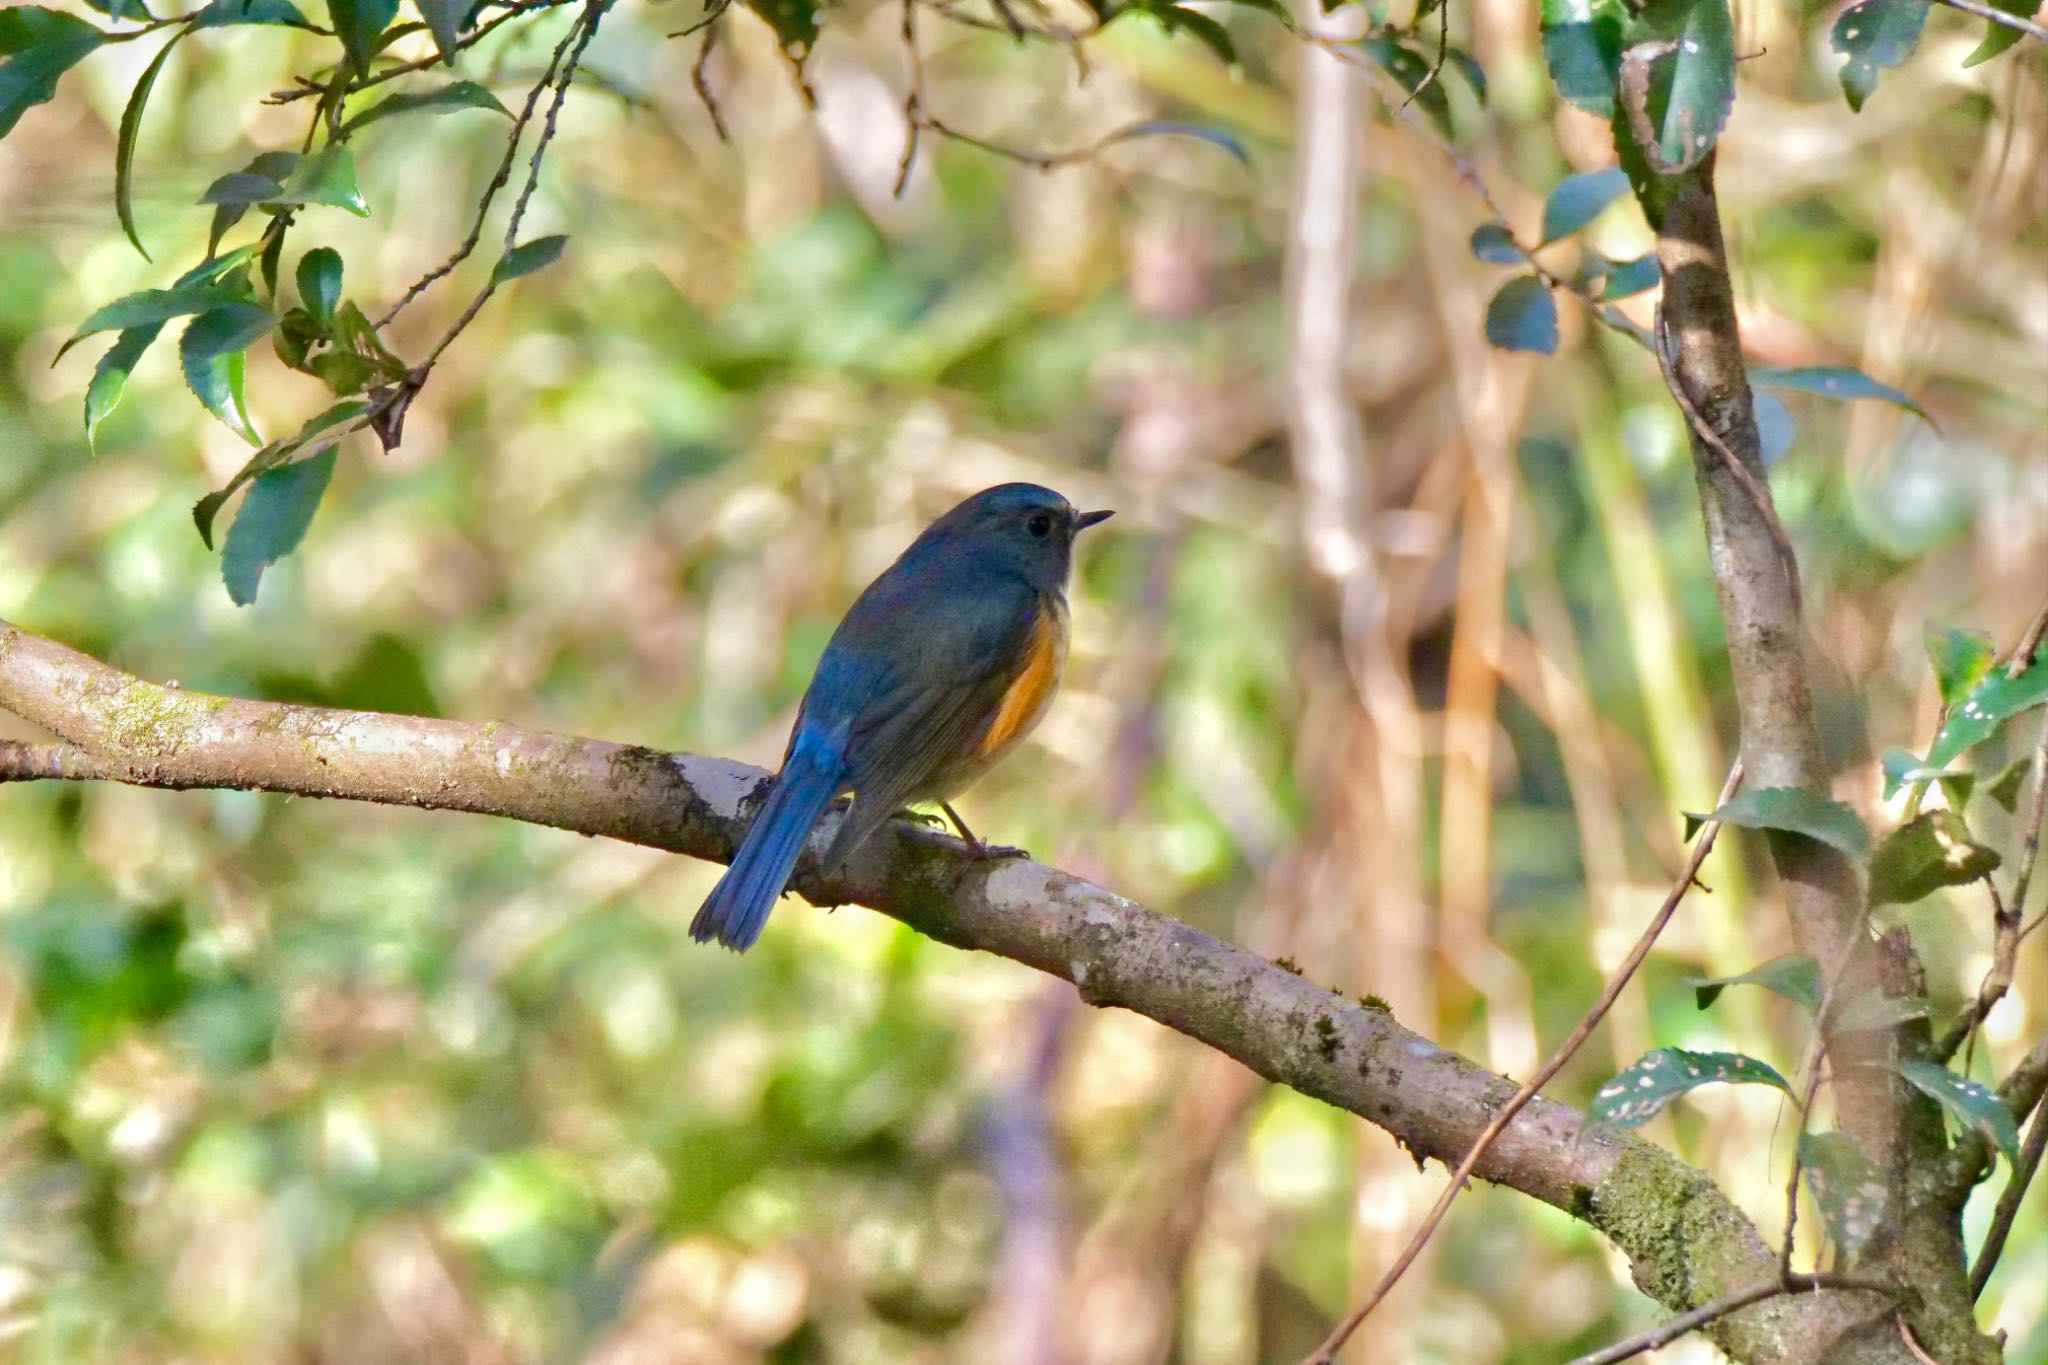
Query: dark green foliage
1688 955 1820 1011
1867 811 2000 906
0 7 107 140
222 445 338 604
1483 275 1557 354
1589 1048 1793 1128
1895 1059 2021 1166
1832 0 1928 111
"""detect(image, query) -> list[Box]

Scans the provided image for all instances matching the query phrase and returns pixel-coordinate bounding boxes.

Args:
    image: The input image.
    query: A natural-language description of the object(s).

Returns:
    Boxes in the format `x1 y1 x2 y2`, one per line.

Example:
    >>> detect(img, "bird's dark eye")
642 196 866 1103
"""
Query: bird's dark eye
1026 512 1053 538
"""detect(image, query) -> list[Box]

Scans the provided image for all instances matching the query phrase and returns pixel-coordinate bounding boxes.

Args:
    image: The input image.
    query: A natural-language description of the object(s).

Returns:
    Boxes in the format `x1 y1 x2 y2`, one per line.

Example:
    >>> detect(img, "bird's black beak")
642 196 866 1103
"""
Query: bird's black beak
1075 509 1114 531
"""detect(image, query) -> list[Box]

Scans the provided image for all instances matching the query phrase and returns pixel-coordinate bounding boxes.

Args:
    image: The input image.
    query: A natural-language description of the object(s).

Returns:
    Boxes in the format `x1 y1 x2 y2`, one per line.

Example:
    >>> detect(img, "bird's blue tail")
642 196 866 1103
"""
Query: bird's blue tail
691 734 843 951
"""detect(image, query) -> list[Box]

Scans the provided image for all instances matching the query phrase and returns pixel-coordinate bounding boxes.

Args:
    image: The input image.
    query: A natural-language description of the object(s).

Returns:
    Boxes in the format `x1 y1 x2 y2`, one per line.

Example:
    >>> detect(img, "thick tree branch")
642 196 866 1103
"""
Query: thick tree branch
0 614 1874 1363
1653 157 1993 1364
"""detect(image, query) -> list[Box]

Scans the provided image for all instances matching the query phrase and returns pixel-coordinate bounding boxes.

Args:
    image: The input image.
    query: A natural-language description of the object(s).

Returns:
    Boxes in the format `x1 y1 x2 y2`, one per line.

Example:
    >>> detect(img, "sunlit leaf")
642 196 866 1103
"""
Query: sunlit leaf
1540 166 1629 243
1926 652 2048 768
1869 810 1999 906
277 144 370 216
222 446 337 605
339 78 509 134
1589 1047 1792 1128
1799 1131 1886 1256
1895 1059 2020 1166
1879 745 1974 808
84 322 163 452
0 7 109 141
85 0 156 19
1750 364 1933 426
492 234 570 285
1925 622 1998 707
115 27 187 258
1832 0 1926 112
1483 275 1557 354
1688 954 1820 1011
1701 786 1870 861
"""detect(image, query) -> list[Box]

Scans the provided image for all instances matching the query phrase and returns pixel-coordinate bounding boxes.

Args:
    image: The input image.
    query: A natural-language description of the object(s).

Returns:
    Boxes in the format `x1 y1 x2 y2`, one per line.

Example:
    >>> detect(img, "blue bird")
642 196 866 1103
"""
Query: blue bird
690 483 1114 951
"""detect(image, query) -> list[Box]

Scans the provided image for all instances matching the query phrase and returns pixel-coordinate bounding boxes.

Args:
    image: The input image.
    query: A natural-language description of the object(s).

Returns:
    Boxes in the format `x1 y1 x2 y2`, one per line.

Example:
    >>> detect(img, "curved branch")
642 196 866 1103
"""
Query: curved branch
0 614 1862 1361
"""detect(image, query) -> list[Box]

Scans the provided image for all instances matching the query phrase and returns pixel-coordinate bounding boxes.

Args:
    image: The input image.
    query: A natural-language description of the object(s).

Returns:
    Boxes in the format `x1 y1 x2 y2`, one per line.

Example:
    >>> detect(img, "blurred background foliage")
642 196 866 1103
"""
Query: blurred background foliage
0 0 2044 1360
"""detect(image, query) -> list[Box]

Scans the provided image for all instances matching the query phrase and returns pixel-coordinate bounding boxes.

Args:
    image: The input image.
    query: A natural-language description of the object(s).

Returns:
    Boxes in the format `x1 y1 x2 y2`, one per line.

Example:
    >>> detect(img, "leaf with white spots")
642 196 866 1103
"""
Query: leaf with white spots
1925 651 2048 769
1895 1059 2020 1167
1868 810 1999 907
1799 1131 1887 1256
1587 1048 1792 1129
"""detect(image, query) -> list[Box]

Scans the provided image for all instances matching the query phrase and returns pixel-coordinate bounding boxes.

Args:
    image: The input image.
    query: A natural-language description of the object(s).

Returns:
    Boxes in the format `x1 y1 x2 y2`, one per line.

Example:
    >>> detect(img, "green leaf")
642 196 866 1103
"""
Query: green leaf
1483 275 1557 354
1925 622 1998 707
1832 0 1926 112
193 399 366 546
340 77 509 134
277 144 370 215
1926 652 2048 768
1895 1059 2020 1167
1539 0 1624 115
58 282 249 358
222 446 337 605
1702 787 1870 861
1961 0 2030 66
1589 1047 1793 1128
115 27 187 259
415 0 471 62
1359 36 1453 138
1798 1132 1886 1257
492 234 569 285
295 247 342 323
1099 119 1251 167
1869 810 2000 906
328 0 399 74
1445 47 1487 103
193 0 309 26
1879 745 1974 807
85 0 157 19
0 8 109 141
1688 954 1820 1012
1751 364 1933 427
1598 251 1659 300
1469 223 1522 264
1620 0 1736 174
1540 166 1629 244
1982 757 2030 813
1217 0 1294 27
181 302 272 443
84 322 163 452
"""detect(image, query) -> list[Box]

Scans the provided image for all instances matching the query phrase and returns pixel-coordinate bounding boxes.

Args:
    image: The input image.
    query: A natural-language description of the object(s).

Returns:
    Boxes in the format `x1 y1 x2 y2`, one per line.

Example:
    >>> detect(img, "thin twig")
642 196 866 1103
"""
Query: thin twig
2008 591 2048 678
1971 1042 2048 1296
691 18 729 140
1399 0 1452 112
1568 1273 1894 1365
1897 1314 1942 1365
1928 0 2048 45
376 4 589 329
1653 305 1803 610
269 0 570 105
893 0 925 197
1300 762 1745 1365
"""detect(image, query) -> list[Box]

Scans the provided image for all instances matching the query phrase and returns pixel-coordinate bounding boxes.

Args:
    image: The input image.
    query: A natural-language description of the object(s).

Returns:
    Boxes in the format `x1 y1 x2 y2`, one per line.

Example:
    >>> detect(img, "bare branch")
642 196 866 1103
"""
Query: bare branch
1568 1273 1894 1365
1306 763 1744 1362
0 615 1876 1363
1927 0 2048 45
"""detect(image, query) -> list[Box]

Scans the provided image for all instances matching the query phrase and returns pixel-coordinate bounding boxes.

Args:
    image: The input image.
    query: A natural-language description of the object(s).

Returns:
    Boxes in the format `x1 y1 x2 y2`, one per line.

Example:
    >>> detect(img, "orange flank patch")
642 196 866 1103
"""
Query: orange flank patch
978 601 1065 758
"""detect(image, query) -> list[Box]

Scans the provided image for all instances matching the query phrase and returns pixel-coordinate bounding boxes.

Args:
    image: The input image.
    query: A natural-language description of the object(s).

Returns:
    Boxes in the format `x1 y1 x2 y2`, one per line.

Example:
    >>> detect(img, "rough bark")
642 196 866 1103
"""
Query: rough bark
0 613 1887 1362
1655 159 1999 1364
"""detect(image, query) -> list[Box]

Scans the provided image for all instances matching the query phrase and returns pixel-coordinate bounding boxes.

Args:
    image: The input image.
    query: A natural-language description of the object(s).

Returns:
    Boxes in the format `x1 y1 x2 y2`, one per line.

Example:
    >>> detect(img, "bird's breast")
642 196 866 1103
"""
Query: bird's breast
974 594 1069 764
